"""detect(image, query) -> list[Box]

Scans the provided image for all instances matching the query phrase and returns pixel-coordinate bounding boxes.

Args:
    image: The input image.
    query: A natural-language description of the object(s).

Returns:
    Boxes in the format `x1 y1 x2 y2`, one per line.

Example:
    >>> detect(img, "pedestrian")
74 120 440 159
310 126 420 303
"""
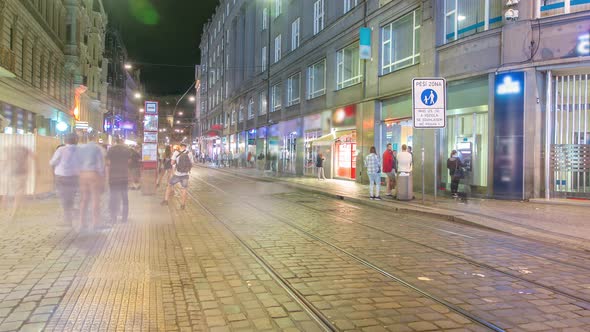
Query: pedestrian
3 145 34 219
161 143 193 210
397 144 413 175
316 153 326 180
50 133 80 226
157 145 173 187
77 133 105 231
382 143 397 197
129 146 141 190
365 146 381 200
447 150 464 198
106 137 132 224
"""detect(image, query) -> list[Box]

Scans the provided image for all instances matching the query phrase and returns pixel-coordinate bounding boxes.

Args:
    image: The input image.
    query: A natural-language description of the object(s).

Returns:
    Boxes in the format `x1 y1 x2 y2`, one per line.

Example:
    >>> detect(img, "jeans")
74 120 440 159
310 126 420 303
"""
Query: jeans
368 173 381 197
109 181 129 223
317 167 326 180
55 176 78 224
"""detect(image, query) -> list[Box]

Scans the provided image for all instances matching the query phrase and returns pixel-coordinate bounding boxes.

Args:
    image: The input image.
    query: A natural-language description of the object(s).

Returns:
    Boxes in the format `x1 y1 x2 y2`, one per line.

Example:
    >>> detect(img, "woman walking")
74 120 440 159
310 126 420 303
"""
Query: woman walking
447 150 463 198
157 145 173 187
365 146 381 200
316 153 327 180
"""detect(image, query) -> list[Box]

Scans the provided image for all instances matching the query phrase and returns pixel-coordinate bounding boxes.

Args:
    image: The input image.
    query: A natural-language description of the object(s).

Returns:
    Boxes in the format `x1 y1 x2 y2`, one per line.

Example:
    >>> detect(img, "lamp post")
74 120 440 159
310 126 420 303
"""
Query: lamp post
265 0 272 170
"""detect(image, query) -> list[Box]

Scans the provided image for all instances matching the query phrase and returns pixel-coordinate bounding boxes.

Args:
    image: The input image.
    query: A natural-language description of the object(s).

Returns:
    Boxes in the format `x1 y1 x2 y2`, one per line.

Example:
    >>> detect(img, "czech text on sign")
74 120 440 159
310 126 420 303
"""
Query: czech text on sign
412 78 446 129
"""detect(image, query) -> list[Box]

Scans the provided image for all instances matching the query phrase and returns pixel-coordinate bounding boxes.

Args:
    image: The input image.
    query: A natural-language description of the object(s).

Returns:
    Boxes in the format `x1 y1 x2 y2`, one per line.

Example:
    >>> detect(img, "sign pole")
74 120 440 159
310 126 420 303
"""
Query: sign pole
421 130 425 205
434 129 438 203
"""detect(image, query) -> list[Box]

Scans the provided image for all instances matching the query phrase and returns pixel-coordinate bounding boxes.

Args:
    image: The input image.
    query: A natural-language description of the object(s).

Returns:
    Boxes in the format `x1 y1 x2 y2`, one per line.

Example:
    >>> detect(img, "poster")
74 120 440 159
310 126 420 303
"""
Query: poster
142 143 158 162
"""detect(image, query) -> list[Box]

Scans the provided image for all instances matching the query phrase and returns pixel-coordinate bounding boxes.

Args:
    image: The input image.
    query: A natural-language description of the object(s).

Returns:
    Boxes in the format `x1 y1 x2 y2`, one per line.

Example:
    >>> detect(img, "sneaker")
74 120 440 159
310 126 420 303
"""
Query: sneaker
160 200 168 206
370 196 375 200
374 196 382 200
386 193 393 197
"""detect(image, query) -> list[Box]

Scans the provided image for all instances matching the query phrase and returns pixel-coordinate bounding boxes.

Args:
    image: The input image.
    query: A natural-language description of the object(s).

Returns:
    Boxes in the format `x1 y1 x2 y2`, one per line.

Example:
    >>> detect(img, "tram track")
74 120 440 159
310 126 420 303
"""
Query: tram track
188 174 506 332
210 168 590 274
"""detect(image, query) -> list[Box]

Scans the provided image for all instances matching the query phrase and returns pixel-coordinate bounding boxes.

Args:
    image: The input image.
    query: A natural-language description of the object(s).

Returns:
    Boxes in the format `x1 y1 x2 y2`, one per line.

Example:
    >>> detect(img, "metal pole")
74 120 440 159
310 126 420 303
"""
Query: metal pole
265 2 272 171
545 71 552 199
434 129 437 203
422 129 425 204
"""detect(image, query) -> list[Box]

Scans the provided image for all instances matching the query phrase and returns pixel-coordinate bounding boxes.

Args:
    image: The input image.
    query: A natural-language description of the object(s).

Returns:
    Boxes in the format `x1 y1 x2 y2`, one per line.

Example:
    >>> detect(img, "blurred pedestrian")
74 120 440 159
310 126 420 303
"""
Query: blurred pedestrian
50 133 80 226
397 144 413 174
161 143 193 210
3 145 34 219
365 146 381 200
316 153 326 180
157 145 173 187
447 150 464 198
129 146 141 190
106 137 131 223
77 133 105 231
382 143 397 197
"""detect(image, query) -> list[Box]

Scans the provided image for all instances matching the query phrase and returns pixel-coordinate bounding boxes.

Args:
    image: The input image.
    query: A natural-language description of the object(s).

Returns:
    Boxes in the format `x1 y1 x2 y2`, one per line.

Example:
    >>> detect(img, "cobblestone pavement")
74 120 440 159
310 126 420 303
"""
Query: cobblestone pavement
198 164 590 249
1 167 589 331
188 167 590 331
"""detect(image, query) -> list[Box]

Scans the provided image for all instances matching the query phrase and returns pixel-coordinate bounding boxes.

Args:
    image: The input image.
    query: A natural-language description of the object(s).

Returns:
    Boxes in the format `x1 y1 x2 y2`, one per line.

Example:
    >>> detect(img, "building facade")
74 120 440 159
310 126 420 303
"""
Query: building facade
104 28 142 141
0 0 73 135
64 0 107 134
197 0 590 200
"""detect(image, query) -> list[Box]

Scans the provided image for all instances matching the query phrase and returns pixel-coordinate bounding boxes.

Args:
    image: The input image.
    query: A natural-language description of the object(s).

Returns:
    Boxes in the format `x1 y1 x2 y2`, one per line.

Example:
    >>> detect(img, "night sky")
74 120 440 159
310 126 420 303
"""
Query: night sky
103 0 218 95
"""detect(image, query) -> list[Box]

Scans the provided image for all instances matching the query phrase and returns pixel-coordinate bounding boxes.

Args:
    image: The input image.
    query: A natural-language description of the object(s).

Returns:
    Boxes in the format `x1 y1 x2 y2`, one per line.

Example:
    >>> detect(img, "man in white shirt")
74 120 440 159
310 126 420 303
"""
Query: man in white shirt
397 144 413 174
161 144 193 209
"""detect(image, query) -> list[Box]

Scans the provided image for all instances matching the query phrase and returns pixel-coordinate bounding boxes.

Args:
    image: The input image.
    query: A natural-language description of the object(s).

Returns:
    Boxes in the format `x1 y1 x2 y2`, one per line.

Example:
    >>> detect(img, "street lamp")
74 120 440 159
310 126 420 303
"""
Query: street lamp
178 112 183 116
124 63 133 70
189 96 196 102
134 92 142 99
139 108 145 113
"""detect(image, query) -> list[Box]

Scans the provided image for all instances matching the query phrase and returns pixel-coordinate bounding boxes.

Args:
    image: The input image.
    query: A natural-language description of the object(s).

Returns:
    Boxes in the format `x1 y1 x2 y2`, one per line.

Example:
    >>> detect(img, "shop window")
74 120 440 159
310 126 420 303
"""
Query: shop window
539 0 590 17
307 59 326 99
337 43 362 90
287 73 300 106
444 0 503 43
381 9 421 75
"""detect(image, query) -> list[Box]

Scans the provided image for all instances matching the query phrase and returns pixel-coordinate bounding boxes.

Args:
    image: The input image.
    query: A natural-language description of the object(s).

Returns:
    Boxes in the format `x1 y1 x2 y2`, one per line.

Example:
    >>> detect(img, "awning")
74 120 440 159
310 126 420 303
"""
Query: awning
311 129 355 146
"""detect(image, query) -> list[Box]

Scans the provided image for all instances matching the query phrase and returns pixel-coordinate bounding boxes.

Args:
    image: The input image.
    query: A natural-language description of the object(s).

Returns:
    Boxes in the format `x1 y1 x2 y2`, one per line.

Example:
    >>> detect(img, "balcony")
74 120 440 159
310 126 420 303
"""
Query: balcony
0 45 16 78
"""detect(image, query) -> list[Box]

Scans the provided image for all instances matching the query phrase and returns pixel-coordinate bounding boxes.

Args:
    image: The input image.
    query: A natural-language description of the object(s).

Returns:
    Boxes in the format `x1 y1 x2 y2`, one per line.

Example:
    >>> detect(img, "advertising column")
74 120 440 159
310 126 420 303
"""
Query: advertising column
141 101 159 195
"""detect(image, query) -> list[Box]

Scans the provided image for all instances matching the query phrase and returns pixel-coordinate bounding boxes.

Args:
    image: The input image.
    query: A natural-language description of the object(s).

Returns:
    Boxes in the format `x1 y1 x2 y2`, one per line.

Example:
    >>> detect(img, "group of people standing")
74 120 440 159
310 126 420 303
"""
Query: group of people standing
364 144 413 200
50 134 141 231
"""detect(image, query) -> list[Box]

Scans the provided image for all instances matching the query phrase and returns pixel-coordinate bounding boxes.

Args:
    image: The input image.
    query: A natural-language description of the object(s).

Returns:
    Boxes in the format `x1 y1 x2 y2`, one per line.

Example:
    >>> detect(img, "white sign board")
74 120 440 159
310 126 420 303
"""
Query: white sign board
412 78 446 129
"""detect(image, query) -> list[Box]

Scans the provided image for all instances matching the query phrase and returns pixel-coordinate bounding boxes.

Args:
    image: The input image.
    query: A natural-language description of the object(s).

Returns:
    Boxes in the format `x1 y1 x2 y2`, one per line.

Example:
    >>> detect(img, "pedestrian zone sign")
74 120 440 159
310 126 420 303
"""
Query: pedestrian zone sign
412 78 446 129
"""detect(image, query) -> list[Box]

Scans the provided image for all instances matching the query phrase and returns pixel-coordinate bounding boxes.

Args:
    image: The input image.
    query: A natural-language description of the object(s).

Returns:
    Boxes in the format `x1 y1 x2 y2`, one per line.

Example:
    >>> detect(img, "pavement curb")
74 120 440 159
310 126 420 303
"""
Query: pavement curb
196 165 590 251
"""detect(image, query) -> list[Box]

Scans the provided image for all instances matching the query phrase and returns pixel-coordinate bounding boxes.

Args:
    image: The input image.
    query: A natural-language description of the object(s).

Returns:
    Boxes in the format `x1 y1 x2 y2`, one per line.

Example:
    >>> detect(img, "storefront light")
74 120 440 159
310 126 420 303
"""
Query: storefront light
496 75 521 95
56 121 68 132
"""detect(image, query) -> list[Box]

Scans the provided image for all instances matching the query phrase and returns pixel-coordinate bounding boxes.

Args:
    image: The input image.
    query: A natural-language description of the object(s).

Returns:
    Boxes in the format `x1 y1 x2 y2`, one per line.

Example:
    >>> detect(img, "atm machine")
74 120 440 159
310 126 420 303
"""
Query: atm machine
454 135 482 191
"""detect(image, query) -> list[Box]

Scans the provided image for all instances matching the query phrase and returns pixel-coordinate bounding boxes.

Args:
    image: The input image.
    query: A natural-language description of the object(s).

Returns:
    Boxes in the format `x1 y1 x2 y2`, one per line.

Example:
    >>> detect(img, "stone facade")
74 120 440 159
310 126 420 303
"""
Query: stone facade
0 0 72 135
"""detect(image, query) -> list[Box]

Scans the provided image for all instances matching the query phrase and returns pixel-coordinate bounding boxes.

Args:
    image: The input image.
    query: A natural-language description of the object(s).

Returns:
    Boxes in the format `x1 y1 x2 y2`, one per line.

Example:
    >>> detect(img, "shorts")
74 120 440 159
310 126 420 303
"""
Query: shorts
169 175 189 188
385 172 396 179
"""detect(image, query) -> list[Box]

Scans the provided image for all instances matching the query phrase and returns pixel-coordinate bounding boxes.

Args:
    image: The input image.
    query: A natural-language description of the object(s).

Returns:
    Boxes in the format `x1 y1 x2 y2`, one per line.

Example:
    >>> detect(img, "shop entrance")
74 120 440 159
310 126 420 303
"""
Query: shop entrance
334 131 357 180
550 74 590 198
380 119 413 154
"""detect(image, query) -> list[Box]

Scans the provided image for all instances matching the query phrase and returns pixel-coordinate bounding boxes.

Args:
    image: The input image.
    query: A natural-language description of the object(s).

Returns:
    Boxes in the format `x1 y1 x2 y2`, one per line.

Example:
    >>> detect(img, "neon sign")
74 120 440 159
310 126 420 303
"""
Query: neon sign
577 33 589 56
496 75 521 95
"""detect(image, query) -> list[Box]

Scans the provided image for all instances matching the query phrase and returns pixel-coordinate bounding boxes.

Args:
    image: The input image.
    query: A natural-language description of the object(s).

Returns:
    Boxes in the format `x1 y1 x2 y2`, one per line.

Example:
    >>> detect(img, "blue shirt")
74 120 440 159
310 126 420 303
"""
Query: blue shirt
50 145 80 177
77 142 105 176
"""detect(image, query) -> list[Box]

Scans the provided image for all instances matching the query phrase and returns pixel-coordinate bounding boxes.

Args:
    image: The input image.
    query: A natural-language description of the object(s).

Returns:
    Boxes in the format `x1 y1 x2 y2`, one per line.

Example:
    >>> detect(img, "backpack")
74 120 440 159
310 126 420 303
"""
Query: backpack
176 151 192 173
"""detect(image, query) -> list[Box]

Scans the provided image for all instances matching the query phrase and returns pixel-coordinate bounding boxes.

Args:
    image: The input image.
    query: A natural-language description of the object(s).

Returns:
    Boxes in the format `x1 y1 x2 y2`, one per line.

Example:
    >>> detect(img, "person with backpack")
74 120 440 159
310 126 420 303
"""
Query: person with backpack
156 145 173 187
161 143 193 210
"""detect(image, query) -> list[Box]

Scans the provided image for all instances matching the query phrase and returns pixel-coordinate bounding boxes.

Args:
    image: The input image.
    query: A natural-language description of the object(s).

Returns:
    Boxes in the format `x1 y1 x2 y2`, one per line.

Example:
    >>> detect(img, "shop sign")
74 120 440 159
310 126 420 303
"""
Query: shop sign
332 105 356 128
577 33 589 56
145 101 158 115
359 27 371 60
412 78 446 129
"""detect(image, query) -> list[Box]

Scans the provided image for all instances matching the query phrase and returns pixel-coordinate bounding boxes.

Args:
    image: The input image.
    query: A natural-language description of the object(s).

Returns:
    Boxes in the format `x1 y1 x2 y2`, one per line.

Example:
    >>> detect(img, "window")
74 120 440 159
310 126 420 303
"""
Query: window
344 0 358 13
274 0 282 18
313 0 324 35
239 106 244 122
248 98 255 119
336 43 362 90
274 35 281 63
291 18 300 51
307 59 326 99
259 91 267 115
261 46 267 72
287 73 301 106
539 0 590 17
262 8 268 30
271 84 281 111
381 9 421 75
231 110 236 124
444 0 502 43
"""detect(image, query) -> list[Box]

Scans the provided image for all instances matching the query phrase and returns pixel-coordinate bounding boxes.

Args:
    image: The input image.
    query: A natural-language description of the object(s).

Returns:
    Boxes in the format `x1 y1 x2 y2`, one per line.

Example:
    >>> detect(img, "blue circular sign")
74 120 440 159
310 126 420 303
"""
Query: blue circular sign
420 89 438 106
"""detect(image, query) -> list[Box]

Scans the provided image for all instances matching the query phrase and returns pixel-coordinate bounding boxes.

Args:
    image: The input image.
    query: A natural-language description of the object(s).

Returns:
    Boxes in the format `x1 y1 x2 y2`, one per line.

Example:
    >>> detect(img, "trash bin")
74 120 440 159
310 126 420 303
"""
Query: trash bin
396 172 413 201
